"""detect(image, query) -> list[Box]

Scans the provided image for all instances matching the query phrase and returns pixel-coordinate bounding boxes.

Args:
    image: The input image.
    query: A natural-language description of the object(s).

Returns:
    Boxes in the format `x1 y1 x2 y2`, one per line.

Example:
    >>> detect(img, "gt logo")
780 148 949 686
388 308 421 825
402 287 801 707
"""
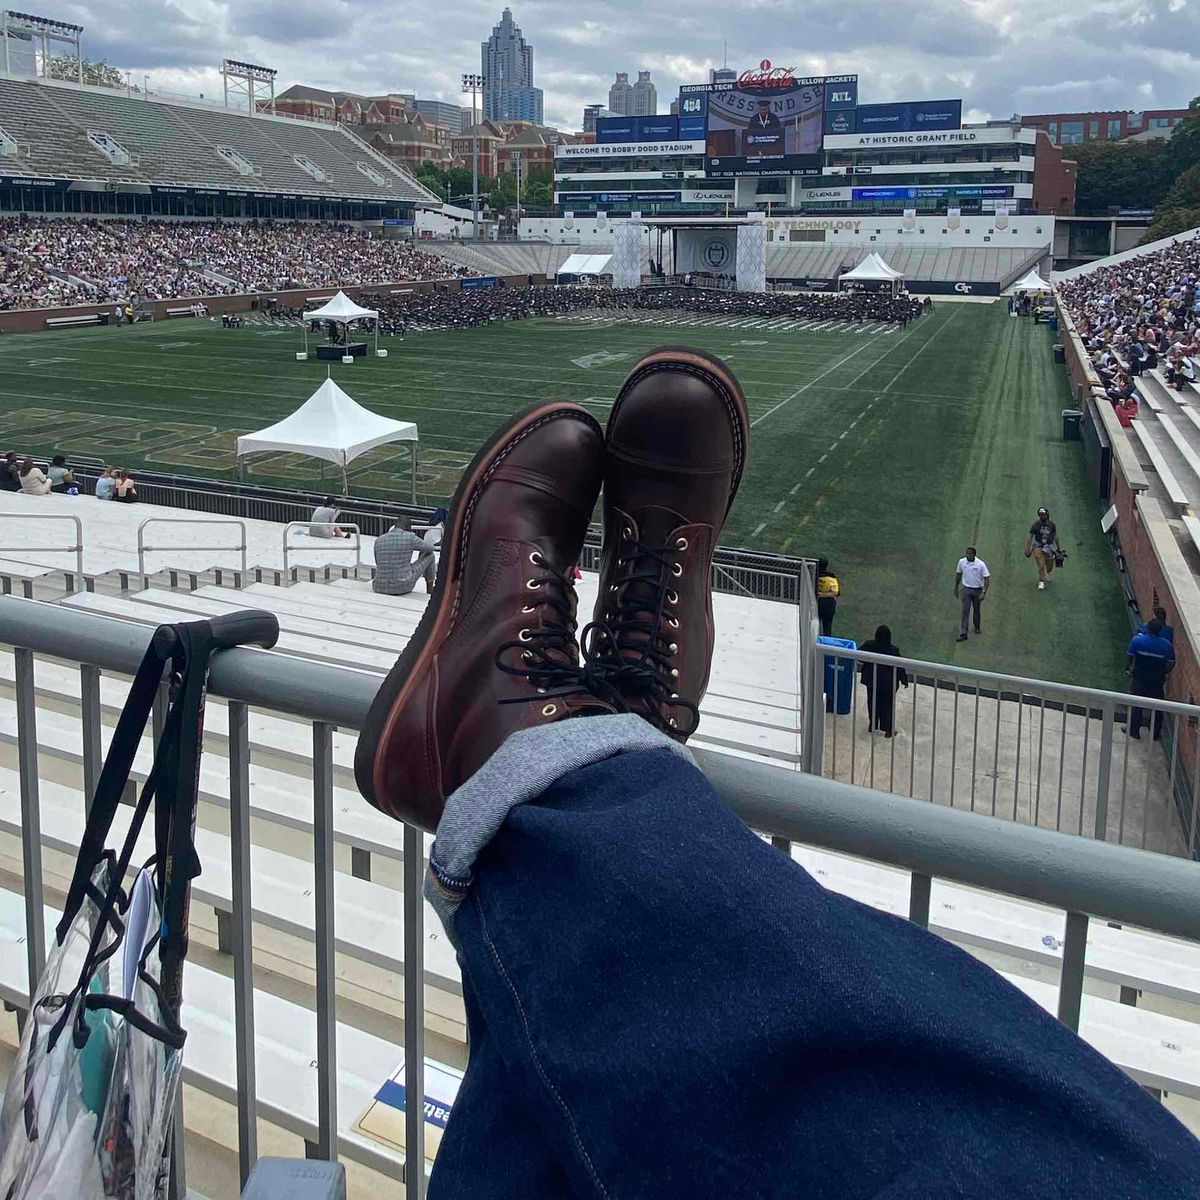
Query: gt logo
954 282 973 294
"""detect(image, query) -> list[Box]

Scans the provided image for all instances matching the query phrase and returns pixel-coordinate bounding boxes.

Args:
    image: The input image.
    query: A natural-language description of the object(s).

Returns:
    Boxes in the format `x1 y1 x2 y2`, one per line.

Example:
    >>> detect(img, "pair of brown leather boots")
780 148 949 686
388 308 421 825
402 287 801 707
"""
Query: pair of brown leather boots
354 347 749 832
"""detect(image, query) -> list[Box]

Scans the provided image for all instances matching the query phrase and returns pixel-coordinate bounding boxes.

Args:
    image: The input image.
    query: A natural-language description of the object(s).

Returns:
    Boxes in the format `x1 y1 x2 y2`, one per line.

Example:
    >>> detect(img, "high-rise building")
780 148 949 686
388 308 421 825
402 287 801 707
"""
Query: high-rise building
582 103 611 133
631 70 657 116
412 98 468 135
481 7 543 125
709 66 737 85
608 72 632 116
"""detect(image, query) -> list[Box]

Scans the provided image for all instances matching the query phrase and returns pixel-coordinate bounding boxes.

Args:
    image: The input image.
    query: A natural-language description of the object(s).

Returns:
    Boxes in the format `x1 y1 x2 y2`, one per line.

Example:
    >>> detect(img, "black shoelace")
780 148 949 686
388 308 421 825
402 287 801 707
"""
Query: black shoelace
581 532 700 736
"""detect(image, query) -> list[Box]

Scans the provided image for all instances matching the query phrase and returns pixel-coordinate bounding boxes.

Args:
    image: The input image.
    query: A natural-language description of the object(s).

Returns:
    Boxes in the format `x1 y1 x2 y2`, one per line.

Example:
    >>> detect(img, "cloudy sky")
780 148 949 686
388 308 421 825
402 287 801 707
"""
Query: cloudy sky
50 0 1200 129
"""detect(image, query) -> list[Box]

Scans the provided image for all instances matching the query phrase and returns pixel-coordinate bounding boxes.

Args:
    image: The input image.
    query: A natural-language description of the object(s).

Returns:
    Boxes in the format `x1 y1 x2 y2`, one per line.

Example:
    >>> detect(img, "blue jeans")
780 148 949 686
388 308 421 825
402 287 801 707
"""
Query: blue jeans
427 720 1200 1198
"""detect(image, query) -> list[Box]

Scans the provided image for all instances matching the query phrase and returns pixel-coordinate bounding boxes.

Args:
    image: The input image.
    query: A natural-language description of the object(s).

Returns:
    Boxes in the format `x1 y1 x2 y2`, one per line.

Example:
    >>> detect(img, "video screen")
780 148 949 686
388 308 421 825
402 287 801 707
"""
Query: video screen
693 74 855 177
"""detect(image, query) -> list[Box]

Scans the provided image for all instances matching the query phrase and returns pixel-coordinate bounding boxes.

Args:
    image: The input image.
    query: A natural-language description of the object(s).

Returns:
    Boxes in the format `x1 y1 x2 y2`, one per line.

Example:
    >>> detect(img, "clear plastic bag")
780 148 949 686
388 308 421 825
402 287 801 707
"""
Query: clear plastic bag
0 860 183 1200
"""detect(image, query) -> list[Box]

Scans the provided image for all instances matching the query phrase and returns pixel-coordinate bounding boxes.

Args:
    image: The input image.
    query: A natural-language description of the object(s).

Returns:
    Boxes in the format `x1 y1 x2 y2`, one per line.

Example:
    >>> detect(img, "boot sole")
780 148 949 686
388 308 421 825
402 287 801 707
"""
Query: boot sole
354 401 602 817
609 345 750 513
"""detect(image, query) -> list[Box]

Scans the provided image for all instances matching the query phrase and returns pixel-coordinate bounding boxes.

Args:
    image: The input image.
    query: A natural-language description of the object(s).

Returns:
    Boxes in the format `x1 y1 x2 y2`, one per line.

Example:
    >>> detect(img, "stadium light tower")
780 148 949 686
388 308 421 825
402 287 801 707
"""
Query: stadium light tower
461 72 485 241
1 10 84 82
221 58 277 114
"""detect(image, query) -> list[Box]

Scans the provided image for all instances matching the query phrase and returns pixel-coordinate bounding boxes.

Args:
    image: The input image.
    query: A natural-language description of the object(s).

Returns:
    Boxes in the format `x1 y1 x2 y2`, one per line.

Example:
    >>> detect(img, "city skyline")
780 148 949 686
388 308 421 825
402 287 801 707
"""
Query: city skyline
22 1 1198 134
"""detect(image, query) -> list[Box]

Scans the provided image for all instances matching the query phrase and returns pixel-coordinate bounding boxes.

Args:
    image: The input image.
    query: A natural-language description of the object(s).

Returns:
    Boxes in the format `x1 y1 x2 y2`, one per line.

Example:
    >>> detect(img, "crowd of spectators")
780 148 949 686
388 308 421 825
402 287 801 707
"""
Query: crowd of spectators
1059 234 1200 425
367 283 929 335
0 216 477 310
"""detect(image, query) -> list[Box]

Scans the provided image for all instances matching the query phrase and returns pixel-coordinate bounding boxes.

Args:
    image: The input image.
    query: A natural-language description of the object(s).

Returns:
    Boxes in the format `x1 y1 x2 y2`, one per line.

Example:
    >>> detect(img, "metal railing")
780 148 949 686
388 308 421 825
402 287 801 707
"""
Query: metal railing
0 595 1198 1199
811 643 1200 860
0 512 84 590
137 517 248 580
283 522 362 578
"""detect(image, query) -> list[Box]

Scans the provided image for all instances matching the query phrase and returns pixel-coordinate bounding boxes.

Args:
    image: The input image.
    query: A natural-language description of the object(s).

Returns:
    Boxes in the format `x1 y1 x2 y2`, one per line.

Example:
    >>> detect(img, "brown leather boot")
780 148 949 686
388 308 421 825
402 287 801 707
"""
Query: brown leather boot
589 347 749 738
355 402 610 831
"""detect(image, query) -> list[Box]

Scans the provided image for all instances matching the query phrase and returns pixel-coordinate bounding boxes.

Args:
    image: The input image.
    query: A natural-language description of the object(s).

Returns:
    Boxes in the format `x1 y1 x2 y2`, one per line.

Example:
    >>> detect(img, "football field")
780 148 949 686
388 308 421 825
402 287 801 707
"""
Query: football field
0 301 1130 688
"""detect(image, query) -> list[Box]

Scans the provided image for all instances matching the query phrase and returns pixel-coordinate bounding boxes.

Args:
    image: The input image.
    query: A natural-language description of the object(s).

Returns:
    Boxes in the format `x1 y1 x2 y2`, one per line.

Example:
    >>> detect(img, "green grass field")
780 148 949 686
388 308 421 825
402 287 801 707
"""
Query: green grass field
0 302 1131 689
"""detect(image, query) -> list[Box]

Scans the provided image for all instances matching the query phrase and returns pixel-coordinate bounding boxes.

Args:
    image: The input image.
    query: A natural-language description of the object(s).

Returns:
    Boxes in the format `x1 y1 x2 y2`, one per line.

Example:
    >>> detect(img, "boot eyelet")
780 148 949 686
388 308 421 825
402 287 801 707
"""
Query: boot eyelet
675 537 688 550
609 584 618 593
668 617 679 628
542 704 558 717
537 687 547 694
669 643 678 653
670 668 679 678
522 650 534 662
623 526 632 539
518 629 533 642
529 551 543 565
667 590 678 604
669 717 678 729
672 563 683 577
671 692 679 700
522 604 536 614
527 579 541 590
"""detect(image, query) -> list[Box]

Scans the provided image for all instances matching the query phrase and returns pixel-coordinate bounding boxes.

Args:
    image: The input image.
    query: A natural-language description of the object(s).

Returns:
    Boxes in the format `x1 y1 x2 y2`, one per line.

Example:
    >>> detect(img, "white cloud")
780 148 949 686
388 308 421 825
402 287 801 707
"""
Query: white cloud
53 0 1200 129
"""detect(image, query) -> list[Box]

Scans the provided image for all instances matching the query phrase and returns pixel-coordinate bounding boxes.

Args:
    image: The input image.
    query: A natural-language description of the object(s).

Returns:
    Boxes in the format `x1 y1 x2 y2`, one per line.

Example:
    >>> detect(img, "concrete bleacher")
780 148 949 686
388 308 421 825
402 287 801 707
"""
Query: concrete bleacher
1 480 1199 1182
0 74 436 203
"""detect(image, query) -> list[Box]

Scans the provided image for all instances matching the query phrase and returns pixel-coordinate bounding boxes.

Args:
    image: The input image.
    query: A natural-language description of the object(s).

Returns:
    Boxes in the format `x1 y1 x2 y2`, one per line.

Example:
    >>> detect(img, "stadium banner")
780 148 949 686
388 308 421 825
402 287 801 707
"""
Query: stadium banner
824 127 1022 149
556 141 704 158
596 115 681 143
558 191 681 205
675 230 738 276
911 280 1001 296
851 185 1014 201
855 99 962 133
677 91 708 141
798 186 853 203
682 186 736 205
824 108 856 135
461 277 501 290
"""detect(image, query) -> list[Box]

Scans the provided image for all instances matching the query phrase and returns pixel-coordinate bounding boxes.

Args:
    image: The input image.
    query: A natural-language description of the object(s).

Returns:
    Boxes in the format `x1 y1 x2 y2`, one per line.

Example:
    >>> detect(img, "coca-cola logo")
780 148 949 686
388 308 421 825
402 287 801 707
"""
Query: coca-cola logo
737 59 796 89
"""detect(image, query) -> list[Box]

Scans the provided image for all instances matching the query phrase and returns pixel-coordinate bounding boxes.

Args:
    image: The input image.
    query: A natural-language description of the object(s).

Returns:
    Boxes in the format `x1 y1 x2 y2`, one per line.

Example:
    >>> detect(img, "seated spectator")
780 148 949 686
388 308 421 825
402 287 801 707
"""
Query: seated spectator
94 467 116 500
18 458 51 495
113 468 138 502
372 517 438 596
1167 351 1197 390
0 452 20 492
310 496 346 538
47 454 74 493
1115 396 1138 428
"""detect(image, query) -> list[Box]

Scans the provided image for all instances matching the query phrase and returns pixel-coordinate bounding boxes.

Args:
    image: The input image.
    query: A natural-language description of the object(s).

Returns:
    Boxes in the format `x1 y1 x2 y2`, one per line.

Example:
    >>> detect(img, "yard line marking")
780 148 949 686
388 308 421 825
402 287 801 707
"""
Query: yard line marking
818 454 828 463
752 521 768 536
773 499 787 512
750 330 889 428
804 466 816 477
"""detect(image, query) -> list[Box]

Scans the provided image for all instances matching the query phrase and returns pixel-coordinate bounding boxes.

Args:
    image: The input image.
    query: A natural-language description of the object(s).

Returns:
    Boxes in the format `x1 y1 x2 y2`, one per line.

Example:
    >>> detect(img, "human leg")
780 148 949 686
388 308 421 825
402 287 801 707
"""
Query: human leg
972 589 983 632
1033 548 1049 584
959 590 973 637
415 550 437 591
427 730 1200 1200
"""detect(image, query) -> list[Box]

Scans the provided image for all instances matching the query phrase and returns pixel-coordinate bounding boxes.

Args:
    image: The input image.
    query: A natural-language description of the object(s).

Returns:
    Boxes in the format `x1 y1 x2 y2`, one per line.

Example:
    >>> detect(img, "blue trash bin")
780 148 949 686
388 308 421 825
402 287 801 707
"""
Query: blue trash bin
1049 314 1059 331
818 636 857 715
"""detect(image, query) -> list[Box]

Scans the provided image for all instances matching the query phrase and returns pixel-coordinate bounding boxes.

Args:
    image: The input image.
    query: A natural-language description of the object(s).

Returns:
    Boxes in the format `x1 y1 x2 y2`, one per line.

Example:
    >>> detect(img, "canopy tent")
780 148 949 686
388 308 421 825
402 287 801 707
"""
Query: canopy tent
236 377 418 497
556 252 613 280
838 252 905 295
1008 269 1054 294
301 290 381 356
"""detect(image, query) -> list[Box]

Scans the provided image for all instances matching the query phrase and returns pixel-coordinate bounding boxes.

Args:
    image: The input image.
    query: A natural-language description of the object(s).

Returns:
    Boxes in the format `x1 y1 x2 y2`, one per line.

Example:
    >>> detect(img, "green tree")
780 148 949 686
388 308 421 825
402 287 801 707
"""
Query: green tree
489 171 517 211
46 55 129 89
1143 161 1200 241
1062 140 1174 215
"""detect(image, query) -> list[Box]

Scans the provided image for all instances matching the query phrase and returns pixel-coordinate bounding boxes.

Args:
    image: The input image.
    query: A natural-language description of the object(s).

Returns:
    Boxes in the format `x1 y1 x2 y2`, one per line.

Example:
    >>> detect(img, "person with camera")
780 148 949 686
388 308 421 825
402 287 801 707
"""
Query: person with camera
1025 507 1062 591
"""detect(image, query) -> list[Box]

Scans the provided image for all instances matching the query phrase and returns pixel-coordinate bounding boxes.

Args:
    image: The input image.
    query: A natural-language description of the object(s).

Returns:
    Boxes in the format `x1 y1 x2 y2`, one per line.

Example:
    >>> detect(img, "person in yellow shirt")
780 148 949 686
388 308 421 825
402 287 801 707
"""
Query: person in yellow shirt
815 558 840 636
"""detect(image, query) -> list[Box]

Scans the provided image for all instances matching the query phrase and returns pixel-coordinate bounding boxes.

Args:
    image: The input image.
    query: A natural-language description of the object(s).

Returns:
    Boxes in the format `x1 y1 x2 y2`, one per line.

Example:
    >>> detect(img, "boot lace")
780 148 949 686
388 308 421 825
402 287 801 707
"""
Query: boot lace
494 552 631 713
581 530 700 736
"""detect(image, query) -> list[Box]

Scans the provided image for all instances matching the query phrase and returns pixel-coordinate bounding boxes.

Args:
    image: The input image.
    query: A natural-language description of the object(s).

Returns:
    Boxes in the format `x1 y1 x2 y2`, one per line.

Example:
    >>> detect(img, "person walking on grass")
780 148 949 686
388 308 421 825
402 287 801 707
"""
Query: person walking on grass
815 558 840 637
1025 507 1060 591
954 546 990 642
859 624 909 737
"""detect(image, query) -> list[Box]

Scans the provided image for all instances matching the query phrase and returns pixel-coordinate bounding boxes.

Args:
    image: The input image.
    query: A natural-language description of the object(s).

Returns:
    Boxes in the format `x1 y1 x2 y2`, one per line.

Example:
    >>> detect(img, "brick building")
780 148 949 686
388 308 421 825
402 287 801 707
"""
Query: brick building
452 120 507 177
1022 108 1188 145
1032 129 1077 216
272 85 412 125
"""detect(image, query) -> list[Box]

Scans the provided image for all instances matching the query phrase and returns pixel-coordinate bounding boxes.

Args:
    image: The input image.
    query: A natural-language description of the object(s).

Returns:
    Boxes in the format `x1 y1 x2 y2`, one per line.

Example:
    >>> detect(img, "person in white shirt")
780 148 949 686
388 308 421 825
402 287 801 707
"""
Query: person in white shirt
310 496 347 538
954 547 991 642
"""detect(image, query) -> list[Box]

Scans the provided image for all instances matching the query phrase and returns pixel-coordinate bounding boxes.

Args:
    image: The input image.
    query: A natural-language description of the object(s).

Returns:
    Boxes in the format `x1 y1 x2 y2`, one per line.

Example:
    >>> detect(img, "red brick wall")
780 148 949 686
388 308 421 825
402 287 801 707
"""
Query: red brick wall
1033 131 1077 216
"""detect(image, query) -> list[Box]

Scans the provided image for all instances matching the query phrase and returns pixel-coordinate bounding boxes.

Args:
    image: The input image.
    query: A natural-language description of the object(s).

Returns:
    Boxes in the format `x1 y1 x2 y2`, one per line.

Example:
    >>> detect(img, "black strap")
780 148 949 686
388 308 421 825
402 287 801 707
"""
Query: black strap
48 619 218 1052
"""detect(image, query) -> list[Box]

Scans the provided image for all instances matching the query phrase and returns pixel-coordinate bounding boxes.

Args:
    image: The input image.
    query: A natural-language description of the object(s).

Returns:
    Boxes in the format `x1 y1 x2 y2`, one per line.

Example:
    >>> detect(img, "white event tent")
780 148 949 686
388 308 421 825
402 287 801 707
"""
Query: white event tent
301 290 381 357
838 252 905 295
1008 269 1054 294
556 252 613 281
236 377 418 498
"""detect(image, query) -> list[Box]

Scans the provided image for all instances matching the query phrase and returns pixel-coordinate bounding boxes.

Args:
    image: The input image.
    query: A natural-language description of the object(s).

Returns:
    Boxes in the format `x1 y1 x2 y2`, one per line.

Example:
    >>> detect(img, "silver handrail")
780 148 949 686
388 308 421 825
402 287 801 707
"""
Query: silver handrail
0 593 1198 1195
283 521 362 578
0 512 84 591
137 517 248 579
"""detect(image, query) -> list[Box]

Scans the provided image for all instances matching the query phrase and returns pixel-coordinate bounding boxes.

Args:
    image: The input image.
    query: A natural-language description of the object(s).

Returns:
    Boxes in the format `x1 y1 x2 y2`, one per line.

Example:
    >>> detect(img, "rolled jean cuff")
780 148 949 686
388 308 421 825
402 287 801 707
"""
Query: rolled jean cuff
425 714 694 940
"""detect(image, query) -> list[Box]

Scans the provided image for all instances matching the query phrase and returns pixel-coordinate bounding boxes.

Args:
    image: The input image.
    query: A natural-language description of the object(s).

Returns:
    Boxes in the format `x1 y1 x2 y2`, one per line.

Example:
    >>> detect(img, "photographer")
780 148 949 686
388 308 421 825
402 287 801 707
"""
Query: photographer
1025 507 1062 591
